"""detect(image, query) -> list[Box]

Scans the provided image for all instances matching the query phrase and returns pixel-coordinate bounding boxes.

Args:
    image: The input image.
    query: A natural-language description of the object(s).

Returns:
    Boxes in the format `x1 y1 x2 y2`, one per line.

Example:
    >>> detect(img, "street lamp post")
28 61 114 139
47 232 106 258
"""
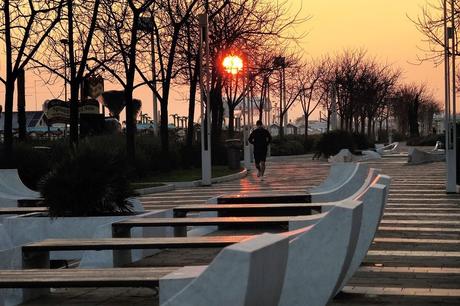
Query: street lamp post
199 13 212 186
222 54 250 169
138 15 159 136
444 0 458 193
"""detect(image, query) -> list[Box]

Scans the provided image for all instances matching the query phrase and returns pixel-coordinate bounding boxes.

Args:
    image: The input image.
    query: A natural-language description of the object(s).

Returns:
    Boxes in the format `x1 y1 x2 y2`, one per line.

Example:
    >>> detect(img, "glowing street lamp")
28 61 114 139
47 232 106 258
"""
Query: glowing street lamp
222 53 251 169
222 55 243 75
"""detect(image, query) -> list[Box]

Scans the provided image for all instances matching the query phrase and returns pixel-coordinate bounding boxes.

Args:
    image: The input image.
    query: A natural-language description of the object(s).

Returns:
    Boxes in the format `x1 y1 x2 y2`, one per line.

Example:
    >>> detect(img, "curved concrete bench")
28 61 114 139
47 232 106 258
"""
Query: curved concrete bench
408 147 445 165
277 199 363 306
0 170 40 198
311 163 360 193
376 142 399 154
333 175 390 297
209 163 376 204
160 199 364 306
312 164 378 202
161 233 289 306
328 149 354 163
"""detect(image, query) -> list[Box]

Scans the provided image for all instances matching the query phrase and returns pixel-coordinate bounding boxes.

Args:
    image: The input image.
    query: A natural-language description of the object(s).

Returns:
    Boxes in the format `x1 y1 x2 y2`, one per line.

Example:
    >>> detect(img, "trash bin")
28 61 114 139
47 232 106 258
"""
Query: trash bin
225 139 242 170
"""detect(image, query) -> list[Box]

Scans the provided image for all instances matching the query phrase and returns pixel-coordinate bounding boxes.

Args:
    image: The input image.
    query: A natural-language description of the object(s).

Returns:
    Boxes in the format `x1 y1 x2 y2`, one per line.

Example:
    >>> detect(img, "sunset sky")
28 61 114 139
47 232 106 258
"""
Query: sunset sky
0 0 447 122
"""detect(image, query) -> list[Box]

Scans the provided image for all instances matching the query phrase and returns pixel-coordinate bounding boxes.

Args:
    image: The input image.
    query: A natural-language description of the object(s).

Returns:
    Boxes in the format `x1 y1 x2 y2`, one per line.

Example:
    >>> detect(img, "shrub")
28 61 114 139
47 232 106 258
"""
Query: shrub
39 143 135 217
0 143 53 189
315 130 355 157
391 130 407 142
406 134 444 146
352 133 374 150
271 135 306 156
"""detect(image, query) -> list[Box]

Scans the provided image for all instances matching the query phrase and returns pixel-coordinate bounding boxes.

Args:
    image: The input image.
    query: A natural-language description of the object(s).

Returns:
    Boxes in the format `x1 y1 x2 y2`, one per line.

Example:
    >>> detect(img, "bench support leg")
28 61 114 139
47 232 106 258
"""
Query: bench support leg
112 226 133 267
21 250 50 303
173 211 187 237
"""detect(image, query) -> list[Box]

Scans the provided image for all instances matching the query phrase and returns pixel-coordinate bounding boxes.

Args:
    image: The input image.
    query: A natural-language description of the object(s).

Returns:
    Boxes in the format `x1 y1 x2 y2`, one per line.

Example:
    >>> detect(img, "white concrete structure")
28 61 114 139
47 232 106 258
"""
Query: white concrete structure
0 199 153 265
376 142 399 155
334 175 390 296
328 149 353 163
360 150 382 161
208 163 377 205
311 164 378 202
161 233 289 306
311 163 361 193
408 148 445 165
0 170 40 198
329 149 382 163
278 199 363 306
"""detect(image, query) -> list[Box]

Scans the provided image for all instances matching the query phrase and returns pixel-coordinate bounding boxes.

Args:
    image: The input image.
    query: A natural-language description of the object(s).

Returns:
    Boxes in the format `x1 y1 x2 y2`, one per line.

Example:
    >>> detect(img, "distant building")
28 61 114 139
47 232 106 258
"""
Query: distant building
0 111 48 132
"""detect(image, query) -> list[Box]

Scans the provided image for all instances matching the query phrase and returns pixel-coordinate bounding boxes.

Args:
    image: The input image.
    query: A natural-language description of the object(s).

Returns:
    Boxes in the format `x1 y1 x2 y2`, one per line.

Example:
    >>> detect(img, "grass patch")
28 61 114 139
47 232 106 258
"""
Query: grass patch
133 166 243 183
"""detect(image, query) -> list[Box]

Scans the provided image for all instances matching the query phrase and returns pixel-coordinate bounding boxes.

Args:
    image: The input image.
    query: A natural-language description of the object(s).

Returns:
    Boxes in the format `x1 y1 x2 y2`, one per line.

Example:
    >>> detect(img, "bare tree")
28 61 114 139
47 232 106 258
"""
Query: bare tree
0 0 64 161
298 58 327 142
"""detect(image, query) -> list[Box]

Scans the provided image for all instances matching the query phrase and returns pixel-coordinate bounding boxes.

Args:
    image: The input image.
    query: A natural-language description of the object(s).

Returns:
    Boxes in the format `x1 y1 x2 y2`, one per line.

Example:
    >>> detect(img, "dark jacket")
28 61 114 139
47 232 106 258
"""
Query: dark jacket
248 127 272 151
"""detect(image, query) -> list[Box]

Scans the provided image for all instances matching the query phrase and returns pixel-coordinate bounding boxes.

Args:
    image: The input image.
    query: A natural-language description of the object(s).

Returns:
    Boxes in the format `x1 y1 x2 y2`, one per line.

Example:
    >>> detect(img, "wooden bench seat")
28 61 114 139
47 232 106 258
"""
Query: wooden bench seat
0 207 47 215
0 267 178 288
215 194 311 204
173 203 326 217
21 236 251 269
23 236 250 252
112 215 323 237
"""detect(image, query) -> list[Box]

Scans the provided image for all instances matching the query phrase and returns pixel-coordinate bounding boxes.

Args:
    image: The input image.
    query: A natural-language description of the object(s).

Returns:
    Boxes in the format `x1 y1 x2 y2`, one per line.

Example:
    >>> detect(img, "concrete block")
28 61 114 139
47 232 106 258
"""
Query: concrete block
408 148 445 165
161 233 289 306
278 199 363 306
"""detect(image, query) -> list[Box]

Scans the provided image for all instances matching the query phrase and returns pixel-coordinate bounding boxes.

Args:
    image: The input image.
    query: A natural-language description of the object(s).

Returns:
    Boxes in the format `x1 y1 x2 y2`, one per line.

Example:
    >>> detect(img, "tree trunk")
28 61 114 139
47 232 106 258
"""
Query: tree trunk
3 80 14 162
17 69 26 141
186 65 199 148
67 0 79 145
304 113 309 145
125 10 140 162
160 26 181 155
3 0 14 162
228 106 235 138
367 116 373 139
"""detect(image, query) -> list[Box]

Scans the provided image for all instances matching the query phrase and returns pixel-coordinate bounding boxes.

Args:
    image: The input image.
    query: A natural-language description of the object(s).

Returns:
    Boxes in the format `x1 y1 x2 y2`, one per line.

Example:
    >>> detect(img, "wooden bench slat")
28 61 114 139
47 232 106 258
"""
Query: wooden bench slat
173 203 325 212
0 267 178 288
0 207 48 214
114 216 294 228
173 203 327 217
23 236 251 251
216 194 311 204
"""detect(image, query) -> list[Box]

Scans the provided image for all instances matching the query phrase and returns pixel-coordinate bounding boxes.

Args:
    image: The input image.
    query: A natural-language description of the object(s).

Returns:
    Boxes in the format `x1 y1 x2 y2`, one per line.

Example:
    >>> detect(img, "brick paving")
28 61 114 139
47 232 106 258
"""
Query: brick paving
20 149 460 305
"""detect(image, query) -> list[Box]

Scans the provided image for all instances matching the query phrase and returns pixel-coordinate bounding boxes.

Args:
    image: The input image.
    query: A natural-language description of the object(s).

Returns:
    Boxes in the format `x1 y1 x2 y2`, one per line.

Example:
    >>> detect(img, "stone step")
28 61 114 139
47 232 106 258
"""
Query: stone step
371 238 460 252
383 213 460 220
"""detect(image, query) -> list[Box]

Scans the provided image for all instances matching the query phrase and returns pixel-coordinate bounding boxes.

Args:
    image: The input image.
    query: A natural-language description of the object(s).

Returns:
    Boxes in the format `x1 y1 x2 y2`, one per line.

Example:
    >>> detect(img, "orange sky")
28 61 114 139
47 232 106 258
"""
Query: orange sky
0 0 447 122
287 0 445 120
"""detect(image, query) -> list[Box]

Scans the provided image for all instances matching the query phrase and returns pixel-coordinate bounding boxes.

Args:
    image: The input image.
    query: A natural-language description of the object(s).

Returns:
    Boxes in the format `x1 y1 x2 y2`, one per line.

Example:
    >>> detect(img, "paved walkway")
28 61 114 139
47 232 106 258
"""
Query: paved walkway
21 151 460 305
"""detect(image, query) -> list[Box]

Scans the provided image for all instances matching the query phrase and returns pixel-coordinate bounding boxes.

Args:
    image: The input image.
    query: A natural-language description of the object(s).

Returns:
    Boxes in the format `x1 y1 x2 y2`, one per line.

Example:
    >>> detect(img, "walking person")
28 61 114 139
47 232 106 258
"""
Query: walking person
248 120 272 180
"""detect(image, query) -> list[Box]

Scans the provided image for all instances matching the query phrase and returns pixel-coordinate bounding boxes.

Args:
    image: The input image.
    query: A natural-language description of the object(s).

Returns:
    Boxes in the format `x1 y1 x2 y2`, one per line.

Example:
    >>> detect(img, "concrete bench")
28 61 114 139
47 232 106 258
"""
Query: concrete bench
1 233 289 306
161 233 289 306
376 142 399 154
112 214 326 238
161 175 390 305
21 236 251 268
408 147 445 164
329 149 381 162
333 174 390 296
209 163 378 204
0 267 178 306
173 203 326 217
